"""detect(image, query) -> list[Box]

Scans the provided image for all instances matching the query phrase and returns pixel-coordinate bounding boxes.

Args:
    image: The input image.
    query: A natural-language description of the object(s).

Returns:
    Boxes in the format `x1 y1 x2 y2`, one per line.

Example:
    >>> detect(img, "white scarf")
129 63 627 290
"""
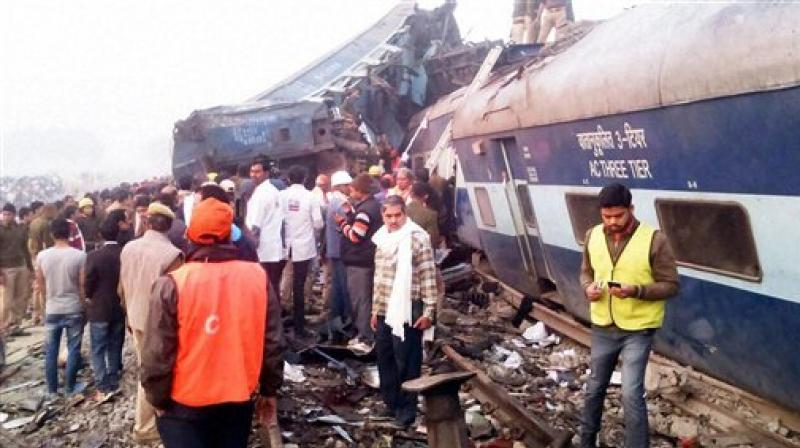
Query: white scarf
372 219 424 340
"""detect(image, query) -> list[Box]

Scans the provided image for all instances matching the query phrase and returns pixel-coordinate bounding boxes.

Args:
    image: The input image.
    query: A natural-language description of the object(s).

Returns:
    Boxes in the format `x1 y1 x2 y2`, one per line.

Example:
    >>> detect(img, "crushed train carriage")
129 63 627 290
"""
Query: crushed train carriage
171 0 496 180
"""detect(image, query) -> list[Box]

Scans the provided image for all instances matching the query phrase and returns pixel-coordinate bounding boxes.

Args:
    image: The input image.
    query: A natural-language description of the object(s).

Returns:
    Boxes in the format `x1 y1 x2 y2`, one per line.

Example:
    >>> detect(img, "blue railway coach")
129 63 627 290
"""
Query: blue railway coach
440 4 800 412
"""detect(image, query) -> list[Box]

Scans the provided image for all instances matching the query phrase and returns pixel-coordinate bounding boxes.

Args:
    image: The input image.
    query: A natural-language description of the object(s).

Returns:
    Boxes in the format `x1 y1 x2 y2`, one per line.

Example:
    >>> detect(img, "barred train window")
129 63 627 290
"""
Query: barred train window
565 193 601 245
655 199 762 281
516 184 537 228
474 187 496 227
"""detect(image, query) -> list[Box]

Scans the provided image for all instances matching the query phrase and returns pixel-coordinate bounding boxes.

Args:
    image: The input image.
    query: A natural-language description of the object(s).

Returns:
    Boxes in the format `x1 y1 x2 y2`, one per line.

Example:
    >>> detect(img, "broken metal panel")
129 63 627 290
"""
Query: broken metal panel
172 101 330 178
173 1 472 179
250 1 418 104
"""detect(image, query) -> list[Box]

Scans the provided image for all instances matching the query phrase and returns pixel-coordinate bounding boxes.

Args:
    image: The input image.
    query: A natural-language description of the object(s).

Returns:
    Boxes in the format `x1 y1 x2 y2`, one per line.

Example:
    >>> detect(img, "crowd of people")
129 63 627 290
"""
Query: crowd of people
1 155 676 448
0 157 457 447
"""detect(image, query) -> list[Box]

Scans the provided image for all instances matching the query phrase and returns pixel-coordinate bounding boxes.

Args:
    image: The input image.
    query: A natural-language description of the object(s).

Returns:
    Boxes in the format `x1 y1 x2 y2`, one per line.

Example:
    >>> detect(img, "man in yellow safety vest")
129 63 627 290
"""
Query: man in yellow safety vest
579 183 680 448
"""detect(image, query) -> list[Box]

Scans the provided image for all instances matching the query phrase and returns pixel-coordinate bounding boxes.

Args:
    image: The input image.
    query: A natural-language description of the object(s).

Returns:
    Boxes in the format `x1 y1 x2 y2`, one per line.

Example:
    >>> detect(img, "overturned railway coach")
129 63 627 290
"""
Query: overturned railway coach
432 4 800 412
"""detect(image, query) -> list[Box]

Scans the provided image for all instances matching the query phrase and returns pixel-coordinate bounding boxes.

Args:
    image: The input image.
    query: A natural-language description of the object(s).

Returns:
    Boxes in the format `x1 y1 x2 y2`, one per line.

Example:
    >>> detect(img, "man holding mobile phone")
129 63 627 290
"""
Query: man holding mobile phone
579 183 680 448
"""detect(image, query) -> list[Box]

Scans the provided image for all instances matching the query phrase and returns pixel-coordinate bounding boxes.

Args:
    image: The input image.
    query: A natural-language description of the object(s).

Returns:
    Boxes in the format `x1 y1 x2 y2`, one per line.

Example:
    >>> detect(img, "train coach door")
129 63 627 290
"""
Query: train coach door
497 138 552 287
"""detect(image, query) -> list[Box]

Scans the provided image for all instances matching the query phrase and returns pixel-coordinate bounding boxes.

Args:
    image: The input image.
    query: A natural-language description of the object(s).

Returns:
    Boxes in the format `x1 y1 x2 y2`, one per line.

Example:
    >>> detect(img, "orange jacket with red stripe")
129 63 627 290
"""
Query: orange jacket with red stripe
140 245 285 409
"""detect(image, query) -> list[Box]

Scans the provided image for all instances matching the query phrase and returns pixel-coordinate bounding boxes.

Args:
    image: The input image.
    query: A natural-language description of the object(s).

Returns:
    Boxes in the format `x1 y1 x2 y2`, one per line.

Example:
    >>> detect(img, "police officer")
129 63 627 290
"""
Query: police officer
580 183 679 448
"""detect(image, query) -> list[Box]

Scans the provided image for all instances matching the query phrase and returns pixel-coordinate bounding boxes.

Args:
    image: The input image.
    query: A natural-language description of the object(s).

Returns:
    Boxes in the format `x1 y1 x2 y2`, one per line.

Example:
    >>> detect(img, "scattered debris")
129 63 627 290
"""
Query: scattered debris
283 362 306 383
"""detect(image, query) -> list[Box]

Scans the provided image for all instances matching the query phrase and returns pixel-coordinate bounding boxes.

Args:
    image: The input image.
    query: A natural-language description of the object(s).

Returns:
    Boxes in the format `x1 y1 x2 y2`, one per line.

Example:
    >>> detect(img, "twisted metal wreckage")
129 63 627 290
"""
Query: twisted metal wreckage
172 0 498 180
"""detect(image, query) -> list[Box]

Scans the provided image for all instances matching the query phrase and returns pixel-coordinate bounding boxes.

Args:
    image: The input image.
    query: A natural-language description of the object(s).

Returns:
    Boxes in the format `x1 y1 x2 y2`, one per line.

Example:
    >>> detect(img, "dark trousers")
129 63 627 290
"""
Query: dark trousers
156 401 254 448
290 259 311 332
375 317 422 424
346 265 374 341
261 260 286 298
89 320 125 392
581 326 654 448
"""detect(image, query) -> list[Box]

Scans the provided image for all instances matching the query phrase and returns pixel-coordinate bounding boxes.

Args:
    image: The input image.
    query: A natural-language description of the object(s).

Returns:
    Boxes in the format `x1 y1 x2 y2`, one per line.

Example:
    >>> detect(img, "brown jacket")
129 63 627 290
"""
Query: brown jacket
140 245 285 408
580 220 679 300
119 230 183 331
406 200 440 247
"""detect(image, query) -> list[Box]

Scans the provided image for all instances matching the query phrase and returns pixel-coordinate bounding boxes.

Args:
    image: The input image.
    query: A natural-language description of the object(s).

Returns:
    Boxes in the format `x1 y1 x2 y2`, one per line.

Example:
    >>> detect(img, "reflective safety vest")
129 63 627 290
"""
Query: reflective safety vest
169 260 267 407
587 223 665 331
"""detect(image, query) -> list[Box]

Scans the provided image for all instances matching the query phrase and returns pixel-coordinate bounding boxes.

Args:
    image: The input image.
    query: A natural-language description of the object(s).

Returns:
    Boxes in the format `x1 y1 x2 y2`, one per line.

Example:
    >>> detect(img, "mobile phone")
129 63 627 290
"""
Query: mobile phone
607 281 622 289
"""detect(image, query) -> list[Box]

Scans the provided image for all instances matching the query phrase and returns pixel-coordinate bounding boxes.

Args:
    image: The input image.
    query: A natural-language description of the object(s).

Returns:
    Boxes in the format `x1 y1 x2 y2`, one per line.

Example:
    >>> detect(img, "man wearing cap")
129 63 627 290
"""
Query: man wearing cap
333 173 383 346
245 157 286 300
120 202 183 444
1 203 33 332
579 183 679 448
76 197 101 252
141 198 285 448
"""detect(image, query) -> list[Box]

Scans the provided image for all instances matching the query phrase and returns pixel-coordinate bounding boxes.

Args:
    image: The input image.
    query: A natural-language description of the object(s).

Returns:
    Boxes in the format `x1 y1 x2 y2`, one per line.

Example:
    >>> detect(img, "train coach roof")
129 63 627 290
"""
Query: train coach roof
453 3 800 139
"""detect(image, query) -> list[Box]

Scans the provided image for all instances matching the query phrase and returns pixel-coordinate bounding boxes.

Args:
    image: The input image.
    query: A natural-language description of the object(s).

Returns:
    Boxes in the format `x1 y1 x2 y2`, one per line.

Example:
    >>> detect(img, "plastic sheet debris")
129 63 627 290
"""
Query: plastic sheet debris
2 415 34 430
284 361 306 383
502 351 523 370
333 425 355 443
361 365 380 389
523 321 548 342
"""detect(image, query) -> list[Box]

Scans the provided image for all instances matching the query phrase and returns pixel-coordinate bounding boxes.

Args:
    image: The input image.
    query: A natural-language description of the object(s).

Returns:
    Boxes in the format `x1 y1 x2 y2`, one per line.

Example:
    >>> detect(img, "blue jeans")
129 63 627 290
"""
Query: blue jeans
581 326 654 448
329 259 351 320
45 313 85 394
89 320 125 392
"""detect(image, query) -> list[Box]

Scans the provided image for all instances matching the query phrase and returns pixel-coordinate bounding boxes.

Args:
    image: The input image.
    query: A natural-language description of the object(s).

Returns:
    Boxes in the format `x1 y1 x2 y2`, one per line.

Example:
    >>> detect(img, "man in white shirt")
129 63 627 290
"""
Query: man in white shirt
245 157 286 301
280 165 324 338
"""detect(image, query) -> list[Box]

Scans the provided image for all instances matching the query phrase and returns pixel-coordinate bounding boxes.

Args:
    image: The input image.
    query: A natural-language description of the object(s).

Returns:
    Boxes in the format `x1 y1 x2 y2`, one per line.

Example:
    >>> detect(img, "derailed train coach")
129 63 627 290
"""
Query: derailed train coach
171 0 497 181
416 4 800 412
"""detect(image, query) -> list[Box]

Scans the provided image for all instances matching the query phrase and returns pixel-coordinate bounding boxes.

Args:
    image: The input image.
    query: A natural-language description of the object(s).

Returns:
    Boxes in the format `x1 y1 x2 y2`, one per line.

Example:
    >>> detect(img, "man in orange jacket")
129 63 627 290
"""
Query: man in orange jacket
140 198 285 447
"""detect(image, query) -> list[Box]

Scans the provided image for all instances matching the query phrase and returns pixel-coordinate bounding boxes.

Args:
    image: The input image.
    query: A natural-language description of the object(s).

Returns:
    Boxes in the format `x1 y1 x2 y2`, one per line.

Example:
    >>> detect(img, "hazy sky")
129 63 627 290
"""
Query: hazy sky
0 0 640 184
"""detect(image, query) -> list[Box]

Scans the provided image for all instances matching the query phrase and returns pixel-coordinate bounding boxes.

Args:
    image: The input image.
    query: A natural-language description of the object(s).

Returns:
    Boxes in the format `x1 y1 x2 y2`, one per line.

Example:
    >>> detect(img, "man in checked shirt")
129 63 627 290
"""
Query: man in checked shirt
369 194 438 429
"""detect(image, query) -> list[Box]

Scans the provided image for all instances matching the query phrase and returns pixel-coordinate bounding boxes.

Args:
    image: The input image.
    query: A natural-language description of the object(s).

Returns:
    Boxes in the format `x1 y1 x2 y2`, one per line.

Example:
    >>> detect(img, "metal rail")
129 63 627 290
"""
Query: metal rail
474 268 800 448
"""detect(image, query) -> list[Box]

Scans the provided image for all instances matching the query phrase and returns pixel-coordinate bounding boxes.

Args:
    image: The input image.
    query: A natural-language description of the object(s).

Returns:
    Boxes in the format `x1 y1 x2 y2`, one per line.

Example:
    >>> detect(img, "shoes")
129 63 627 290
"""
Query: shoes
371 407 395 421
347 337 374 355
67 381 87 396
392 414 415 430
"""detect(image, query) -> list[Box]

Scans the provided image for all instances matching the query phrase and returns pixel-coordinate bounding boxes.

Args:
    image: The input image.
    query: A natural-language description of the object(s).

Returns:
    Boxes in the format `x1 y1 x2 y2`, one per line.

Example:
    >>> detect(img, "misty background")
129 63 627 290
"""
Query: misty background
0 0 638 192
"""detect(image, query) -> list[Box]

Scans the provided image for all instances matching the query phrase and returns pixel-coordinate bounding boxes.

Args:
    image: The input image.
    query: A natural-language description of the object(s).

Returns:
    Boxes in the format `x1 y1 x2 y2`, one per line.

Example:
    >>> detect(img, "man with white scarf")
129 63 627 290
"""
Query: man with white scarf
369 195 438 428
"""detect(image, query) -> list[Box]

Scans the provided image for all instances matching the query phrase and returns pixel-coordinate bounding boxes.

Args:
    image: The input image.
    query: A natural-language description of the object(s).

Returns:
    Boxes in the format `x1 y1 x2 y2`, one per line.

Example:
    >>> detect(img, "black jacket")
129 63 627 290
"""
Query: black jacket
340 196 382 268
85 242 125 322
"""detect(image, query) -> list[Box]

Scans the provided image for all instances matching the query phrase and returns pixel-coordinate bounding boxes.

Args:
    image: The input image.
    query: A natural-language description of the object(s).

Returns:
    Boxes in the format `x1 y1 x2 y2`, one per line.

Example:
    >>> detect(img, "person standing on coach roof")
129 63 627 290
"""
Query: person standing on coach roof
579 183 679 448
119 202 183 444
141 198 284 448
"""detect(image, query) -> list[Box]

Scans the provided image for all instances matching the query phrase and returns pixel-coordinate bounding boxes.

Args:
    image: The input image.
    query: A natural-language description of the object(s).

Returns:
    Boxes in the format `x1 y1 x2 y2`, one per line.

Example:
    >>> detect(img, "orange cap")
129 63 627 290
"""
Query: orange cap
187 198 233 245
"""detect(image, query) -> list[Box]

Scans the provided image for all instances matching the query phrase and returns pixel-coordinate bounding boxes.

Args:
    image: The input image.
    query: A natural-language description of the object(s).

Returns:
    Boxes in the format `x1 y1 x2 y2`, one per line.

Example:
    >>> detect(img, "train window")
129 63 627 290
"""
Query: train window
565 193 601 245
516 184 537 228
474 187 496 227
655 199 762 281
279 127 291 142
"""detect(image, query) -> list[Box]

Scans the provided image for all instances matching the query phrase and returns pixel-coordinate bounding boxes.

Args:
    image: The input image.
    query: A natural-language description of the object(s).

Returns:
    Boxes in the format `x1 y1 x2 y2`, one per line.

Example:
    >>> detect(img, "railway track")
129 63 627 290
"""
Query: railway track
472 268 800 448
